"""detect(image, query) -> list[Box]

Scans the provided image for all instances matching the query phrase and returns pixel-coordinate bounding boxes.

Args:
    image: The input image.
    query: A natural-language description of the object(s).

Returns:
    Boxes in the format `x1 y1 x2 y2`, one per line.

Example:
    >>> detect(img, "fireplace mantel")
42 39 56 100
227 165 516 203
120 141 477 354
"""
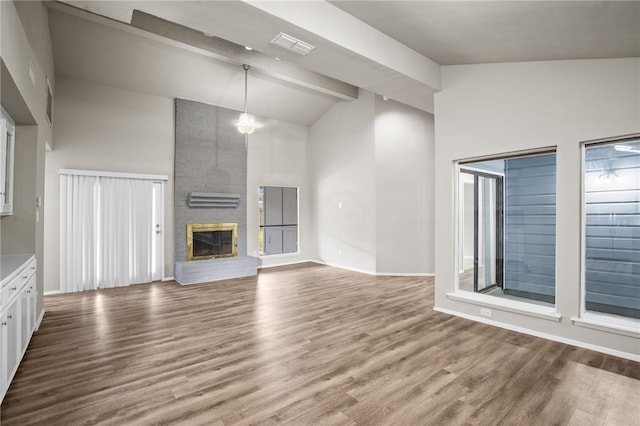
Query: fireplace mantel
188 192 240 208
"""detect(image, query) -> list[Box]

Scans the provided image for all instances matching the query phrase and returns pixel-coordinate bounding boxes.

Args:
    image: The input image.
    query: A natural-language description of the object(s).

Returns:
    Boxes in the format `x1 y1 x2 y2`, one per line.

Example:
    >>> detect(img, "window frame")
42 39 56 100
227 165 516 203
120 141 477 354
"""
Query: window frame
451 147 561 320
576 134 640 335
258 185 300 257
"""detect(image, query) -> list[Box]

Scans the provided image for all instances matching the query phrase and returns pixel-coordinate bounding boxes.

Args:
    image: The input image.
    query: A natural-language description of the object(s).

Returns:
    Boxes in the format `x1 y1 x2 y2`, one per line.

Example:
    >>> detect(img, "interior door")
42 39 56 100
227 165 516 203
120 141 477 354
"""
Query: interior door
151 182 164 281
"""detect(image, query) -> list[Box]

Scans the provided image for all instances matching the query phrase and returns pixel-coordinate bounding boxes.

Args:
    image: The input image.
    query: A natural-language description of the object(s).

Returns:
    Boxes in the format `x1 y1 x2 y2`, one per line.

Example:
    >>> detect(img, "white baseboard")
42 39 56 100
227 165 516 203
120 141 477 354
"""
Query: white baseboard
35 309 45 331
376 272 435 277
43 290 61 296
311 260 376 276
258 259 313 269
433 306 640 362
311 260 435 277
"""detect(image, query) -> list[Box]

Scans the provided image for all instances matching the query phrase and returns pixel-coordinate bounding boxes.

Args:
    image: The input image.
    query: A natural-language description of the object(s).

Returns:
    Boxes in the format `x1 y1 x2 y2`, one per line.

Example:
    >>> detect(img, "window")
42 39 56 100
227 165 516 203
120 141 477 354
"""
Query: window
583 138 640 320
0 106 15 216
259 186 298 255
457 151 557 306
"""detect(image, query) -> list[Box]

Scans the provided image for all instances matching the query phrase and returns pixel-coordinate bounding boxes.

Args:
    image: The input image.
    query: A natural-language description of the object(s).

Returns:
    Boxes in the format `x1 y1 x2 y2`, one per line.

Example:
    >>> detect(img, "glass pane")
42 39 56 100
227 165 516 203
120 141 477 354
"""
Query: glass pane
503 154 556 304
458 152 556 306
584 140 640 319
193 230 233 257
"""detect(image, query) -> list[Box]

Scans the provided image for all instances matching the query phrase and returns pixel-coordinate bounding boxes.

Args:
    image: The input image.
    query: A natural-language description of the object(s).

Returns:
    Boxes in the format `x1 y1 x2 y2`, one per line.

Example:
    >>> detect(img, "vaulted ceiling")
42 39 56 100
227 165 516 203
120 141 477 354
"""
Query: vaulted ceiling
48 1 640 126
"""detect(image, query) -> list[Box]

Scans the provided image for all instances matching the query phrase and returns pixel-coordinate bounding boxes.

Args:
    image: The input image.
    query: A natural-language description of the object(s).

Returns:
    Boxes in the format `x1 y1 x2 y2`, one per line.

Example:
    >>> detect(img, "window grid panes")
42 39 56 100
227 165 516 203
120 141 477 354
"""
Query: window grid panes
259 186 298 255
584 139 640 320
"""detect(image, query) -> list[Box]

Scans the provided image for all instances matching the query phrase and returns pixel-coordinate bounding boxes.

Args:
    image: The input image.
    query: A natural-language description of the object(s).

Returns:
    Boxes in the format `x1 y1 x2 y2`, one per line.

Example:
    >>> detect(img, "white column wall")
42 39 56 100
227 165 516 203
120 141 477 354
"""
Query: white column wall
374 96 435 275
309 89 436 275
309 90 377 274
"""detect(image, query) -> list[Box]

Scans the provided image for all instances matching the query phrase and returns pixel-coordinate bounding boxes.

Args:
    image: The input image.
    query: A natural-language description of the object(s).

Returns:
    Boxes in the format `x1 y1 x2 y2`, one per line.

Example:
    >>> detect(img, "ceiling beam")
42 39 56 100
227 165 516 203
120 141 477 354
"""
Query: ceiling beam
47 1 358 102
243 0 441 91
129 10 358 102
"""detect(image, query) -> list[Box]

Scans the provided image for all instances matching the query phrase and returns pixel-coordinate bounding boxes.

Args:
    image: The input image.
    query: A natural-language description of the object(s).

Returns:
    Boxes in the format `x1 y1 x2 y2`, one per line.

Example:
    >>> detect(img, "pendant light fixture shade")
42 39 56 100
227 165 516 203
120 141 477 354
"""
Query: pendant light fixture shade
237 113 256 135
236 64 256 135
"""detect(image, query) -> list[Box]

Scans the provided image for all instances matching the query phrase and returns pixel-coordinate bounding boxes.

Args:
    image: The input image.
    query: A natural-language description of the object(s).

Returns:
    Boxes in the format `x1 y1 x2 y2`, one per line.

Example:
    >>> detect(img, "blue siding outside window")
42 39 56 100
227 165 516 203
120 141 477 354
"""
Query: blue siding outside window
584 140 640 319
504 154 557 302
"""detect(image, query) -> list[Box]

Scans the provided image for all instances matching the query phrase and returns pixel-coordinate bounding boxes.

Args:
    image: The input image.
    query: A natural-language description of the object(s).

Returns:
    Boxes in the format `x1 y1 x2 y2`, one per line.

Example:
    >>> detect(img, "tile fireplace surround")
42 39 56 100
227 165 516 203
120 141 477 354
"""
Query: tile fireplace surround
174 99 257 284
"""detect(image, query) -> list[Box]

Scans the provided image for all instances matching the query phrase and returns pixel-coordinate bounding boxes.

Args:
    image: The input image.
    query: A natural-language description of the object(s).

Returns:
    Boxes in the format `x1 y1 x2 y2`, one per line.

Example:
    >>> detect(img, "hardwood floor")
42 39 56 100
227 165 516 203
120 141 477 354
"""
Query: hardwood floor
2 263 639 425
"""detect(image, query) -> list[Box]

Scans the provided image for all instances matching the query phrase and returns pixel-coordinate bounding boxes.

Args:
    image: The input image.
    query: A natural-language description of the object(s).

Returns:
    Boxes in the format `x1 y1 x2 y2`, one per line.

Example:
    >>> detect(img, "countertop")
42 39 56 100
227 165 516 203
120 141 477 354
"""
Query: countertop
1 254 35 285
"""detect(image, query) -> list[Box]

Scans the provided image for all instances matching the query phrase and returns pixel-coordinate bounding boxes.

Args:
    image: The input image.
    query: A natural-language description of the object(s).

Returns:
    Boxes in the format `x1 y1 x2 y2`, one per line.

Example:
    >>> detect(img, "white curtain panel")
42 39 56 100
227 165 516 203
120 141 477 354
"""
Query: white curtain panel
60 174 98 293
60 173 155 293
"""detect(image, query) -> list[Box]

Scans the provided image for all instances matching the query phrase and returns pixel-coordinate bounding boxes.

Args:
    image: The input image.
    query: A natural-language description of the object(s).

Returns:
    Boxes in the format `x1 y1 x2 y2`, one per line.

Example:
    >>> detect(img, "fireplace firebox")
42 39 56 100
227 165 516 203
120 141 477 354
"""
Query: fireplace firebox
186 223 238 261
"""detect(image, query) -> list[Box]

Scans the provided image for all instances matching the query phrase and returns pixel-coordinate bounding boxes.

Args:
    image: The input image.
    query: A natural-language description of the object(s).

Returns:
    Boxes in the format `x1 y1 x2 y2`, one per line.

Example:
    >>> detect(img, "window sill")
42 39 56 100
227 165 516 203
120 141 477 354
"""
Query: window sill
572 313 640 338
446 291 562 322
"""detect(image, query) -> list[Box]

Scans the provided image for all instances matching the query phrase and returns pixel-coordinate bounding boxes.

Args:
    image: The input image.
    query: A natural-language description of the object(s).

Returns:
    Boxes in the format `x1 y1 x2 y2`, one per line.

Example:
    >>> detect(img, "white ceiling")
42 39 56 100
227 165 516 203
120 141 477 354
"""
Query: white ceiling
331 1 640 65
48 1 640 127
47 7 342 127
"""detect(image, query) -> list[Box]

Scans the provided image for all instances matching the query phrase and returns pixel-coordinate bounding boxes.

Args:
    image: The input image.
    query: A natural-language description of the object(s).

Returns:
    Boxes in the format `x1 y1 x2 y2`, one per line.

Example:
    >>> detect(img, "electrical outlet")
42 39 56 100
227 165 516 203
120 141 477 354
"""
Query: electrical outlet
338 248 343 256
480 308 492 317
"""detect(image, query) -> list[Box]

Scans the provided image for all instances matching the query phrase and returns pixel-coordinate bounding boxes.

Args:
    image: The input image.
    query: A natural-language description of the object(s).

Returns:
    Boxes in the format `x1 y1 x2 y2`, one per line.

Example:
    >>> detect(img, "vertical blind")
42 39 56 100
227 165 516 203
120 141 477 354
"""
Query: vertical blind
60 170 164 293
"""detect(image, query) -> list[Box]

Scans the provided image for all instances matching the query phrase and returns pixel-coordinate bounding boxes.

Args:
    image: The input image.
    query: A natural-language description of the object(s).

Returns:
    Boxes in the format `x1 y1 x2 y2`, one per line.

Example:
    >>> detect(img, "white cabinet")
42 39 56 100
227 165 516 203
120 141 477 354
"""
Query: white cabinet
0 106 16 216
0 255 37 402
2 303 19 394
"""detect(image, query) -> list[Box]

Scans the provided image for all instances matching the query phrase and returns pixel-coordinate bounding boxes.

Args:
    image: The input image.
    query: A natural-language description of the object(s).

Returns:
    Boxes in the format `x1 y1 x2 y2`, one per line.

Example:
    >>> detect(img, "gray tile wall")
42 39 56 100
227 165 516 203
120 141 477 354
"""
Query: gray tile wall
174 99 247 262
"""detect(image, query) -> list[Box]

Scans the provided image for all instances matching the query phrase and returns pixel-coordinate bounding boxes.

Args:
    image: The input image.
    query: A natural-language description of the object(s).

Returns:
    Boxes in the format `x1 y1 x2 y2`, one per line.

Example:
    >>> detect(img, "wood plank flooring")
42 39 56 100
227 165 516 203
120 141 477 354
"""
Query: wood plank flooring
2 263 639 425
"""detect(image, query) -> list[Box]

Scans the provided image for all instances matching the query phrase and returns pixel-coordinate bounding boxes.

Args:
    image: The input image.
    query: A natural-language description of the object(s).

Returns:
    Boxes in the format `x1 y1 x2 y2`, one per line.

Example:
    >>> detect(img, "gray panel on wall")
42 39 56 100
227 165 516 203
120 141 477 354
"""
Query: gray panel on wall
174 99 247 261
283 227 298 253
264 227 283 255
282 187 298 225
263 186 283 226
504 154 557 300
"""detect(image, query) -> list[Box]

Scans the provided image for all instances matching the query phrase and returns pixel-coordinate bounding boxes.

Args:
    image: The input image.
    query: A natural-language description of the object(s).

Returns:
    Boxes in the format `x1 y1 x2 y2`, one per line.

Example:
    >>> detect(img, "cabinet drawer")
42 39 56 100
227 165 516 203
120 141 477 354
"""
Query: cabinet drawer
1 276 23 308
1 258 36 308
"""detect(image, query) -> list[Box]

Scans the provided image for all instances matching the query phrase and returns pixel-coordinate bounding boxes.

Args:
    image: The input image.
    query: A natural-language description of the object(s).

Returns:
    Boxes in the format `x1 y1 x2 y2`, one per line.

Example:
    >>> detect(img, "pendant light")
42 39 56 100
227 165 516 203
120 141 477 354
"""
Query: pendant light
236 64 256 135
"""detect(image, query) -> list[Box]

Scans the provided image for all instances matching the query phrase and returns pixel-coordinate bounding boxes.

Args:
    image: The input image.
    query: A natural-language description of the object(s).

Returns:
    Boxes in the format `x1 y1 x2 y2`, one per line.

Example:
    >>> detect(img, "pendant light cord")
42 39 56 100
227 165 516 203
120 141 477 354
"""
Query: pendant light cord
243 64 250 114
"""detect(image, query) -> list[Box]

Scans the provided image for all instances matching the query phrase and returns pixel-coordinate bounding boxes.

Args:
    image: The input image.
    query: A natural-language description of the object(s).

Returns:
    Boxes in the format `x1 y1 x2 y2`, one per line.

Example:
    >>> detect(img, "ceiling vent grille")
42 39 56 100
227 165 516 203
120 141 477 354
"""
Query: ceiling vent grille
270 32 315 56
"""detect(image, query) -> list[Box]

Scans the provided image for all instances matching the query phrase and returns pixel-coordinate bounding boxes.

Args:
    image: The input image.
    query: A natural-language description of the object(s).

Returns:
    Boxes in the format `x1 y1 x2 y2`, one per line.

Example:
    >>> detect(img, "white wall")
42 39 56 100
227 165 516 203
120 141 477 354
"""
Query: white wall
309 90 436 275
247 121 311 268
434 58 640 358
1 1 54 134
309 90 377 274
44 78 175 292
0 0 55 315
374 96 434 275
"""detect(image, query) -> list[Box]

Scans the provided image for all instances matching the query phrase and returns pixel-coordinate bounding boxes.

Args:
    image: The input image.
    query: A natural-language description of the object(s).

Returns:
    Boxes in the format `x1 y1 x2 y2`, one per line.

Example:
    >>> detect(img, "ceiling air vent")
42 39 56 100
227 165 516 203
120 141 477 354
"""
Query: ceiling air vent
270 32 315 56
